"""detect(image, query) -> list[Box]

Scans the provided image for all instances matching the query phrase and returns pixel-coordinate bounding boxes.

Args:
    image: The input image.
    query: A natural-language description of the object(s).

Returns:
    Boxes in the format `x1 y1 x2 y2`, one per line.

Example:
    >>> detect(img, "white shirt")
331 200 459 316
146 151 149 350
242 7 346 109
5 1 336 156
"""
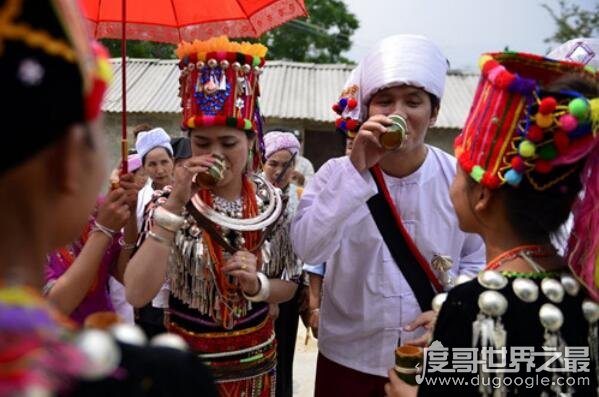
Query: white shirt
108 277 134 324
294 155 315 185
135 177 169 308
136 178 154 231
290 146 485 377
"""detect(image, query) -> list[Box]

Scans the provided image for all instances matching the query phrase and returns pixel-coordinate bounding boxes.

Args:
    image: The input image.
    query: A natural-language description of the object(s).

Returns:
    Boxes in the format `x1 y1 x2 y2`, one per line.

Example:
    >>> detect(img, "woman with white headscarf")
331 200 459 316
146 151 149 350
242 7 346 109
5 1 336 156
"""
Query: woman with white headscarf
262 130 306 397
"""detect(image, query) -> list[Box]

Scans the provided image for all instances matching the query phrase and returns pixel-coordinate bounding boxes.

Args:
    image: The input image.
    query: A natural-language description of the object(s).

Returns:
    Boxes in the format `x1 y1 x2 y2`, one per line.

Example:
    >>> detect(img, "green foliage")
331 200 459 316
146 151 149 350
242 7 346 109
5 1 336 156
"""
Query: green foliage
101 39 176 59
259 0 359 63
543 0 599 44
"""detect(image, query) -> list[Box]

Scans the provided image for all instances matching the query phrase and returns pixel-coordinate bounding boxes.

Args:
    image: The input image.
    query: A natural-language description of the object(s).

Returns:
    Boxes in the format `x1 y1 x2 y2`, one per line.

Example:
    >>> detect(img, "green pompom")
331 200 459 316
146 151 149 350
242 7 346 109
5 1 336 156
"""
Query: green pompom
252 56 261 67
244 119 252 130
519 140 536 158
538 144 557 160
470 165 485 182
568 98 589 120
225 117 237 128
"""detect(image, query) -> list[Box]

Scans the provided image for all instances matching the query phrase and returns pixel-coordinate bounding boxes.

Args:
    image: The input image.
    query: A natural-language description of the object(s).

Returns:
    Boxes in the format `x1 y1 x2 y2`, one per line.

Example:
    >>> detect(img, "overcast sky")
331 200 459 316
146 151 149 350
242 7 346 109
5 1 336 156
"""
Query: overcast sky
342 0 595 71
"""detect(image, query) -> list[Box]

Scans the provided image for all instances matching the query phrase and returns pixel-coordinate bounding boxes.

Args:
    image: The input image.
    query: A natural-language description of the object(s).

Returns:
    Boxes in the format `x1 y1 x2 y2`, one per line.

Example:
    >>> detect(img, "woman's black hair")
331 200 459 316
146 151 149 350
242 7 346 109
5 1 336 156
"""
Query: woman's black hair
495 74 598 244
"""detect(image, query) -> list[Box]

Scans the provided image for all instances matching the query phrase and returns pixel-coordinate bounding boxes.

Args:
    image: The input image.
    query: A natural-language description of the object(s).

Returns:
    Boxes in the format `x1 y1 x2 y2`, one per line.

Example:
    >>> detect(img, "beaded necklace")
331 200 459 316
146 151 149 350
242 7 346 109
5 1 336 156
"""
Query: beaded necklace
484 244 556 271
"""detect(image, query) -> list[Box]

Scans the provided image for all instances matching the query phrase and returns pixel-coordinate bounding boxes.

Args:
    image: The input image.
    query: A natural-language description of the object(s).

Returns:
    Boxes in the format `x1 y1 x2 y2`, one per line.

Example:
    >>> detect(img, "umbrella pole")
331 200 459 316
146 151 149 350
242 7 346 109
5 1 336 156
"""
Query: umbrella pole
120 0 128 174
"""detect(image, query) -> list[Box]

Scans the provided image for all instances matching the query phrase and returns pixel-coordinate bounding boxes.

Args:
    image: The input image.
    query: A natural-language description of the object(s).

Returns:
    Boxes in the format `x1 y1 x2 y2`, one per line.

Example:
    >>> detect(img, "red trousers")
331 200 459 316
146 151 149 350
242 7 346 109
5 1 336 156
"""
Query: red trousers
314 353 388 397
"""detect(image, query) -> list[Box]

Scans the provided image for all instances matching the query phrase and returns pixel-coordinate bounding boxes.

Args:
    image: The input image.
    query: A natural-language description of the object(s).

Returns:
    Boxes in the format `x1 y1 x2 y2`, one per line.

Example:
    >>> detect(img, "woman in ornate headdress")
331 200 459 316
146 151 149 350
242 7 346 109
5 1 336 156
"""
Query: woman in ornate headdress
125 36 300 396
386 52 599 396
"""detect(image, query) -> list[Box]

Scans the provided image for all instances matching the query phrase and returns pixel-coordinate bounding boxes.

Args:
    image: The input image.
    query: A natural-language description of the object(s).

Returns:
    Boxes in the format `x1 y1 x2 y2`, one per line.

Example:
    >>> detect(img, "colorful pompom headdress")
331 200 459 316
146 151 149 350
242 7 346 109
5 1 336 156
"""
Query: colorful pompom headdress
0 0 112 174
454 52 599 190
176 36 267 133
333 66 362 139
455 51 599 302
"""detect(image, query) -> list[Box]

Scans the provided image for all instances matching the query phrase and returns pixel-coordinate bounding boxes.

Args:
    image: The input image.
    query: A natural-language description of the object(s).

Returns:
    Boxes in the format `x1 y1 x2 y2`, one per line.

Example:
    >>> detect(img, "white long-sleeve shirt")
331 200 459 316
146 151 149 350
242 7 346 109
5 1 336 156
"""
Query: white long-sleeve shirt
290 146 485 377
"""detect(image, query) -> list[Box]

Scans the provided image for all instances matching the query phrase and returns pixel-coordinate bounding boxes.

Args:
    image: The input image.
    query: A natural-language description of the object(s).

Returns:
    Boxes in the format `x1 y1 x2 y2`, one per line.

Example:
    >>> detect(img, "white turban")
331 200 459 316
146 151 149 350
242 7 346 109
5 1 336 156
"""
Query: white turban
359 34 448 117
547 37 599 70
135 127 173 160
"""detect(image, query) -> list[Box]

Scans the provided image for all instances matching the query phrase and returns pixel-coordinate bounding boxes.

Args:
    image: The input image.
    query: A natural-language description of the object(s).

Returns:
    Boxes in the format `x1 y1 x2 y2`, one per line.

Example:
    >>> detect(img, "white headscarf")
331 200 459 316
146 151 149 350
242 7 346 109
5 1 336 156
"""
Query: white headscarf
358 34 448 118
547 37 599 70
264 131 301 160
135 127 173 160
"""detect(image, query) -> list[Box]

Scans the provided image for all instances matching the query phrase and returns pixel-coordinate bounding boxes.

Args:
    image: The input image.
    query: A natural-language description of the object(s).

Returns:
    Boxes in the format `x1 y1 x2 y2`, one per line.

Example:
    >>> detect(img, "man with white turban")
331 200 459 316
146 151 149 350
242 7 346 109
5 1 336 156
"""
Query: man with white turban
291 35 485 396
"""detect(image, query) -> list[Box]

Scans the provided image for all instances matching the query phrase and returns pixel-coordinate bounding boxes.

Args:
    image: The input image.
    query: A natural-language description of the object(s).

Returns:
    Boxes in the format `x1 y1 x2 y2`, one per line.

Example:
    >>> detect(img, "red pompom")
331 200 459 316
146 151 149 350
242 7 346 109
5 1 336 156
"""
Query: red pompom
510 156 526 173
332 104 342 114
539 97 557 115
553 130 570 153
85 80 106 121
347 98 358 109
482 173 501 188
459 155 475 173
526 125 544 142
495 71 516 89
482 60 499 77
535 160 553 174
236 118 245 129
335 118 343 128
346 119 360 131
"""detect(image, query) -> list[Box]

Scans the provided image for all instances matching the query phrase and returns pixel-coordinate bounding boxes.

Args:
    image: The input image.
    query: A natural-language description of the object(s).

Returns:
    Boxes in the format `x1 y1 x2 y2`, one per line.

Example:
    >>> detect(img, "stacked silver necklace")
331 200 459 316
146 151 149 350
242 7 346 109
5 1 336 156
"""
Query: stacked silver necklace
211 194 243 219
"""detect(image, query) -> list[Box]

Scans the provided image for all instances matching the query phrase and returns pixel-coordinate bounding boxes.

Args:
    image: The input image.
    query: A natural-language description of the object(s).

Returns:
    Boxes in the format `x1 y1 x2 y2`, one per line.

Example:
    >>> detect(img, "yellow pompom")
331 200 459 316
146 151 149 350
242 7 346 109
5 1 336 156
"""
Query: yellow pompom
478 54 493 70
590 98 599 121
187 117 195 129
97 58 113 84
519 140 536 158
176 36 268 60
535 113 553 129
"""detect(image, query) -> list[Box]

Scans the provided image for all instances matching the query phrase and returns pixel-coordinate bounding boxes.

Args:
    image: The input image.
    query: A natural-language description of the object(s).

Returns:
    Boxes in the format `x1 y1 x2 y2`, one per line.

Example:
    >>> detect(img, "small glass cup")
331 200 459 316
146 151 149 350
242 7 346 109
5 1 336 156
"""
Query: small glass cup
380 114 408 150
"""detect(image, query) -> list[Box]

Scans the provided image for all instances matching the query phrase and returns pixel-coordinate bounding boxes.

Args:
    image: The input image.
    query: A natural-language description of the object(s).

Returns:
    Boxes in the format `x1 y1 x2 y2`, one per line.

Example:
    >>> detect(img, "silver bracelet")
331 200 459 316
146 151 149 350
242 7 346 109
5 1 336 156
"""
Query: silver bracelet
92 220 117 239
148 230 172 247
153 206 185 233
242 272 271 302
118 236 136 250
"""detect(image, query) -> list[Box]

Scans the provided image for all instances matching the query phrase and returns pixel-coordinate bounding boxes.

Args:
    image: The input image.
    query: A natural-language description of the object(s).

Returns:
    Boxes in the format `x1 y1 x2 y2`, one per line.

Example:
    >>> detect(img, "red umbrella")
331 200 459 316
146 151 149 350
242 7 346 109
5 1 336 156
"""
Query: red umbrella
80 0 307 171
